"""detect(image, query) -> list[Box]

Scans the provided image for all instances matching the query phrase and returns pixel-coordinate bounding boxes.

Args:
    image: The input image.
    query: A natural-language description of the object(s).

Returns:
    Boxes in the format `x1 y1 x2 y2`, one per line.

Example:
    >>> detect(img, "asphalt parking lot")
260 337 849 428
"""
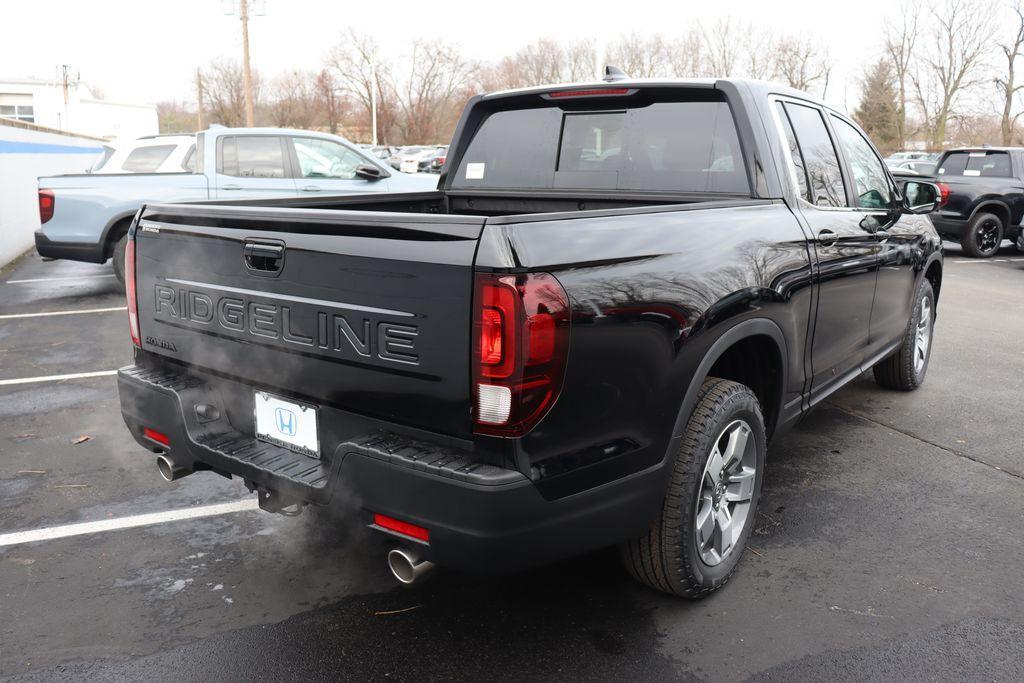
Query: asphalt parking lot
2 245 1024 681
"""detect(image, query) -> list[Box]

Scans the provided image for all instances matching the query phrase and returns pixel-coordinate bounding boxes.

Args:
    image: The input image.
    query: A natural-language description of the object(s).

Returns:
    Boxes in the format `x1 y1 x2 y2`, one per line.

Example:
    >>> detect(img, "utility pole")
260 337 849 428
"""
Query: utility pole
239 0 254 127
196 68 205 131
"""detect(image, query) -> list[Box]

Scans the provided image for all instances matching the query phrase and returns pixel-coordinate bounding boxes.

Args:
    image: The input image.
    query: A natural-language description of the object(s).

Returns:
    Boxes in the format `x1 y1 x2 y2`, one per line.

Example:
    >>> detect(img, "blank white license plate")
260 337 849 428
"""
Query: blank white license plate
400 160 418 173
254 391 319 458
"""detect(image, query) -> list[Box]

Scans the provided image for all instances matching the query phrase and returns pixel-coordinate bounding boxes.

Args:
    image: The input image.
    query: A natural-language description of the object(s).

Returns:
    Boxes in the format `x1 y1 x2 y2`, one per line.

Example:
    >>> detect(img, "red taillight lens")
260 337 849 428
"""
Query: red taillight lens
125 234 140 347
38 189 55 224
143 427 169 446
373 513 430 542
472 272 570 437
937 182 951 207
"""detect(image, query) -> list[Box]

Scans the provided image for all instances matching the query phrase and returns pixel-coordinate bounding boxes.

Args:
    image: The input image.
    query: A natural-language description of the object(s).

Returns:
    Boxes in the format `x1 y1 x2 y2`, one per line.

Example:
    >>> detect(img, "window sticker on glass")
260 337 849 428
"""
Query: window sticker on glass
466 162 485 179
964 169 981 176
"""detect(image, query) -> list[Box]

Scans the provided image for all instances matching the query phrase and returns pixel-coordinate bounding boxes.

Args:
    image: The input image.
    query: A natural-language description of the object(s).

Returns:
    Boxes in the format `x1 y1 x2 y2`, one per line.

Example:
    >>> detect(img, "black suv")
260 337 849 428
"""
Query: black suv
930 147 1024 257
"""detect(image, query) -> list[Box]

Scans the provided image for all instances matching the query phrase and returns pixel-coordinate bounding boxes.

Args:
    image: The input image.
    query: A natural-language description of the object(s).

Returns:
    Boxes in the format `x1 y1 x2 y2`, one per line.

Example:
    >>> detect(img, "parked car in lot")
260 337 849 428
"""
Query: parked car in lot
90 134 197 174
36 127 438 282
926 147 1024 257
118 76 943 597
885 151 940 165
888 159 935 175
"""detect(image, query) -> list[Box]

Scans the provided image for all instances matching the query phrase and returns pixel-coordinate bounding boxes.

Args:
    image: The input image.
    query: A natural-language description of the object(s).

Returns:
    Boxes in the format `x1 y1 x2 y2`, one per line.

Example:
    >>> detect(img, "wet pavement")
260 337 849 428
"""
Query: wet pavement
2 246 1023 681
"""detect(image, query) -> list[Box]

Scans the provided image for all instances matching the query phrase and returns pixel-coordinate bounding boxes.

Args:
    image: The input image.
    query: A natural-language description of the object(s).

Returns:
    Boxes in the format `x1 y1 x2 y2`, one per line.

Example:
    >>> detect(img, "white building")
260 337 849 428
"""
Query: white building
0 78 158 140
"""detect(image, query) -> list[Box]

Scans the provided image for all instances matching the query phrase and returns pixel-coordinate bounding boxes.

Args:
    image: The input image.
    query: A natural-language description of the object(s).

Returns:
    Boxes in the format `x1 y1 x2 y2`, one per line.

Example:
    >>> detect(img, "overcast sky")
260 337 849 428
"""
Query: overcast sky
0 0 1009 113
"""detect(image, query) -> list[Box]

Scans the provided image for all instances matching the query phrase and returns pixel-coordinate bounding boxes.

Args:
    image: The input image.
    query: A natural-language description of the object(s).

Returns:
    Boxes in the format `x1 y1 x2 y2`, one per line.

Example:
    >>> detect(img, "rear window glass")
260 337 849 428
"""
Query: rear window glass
938 151 1012 178
220 136 287 178
452 96 748 194
122 145 175 173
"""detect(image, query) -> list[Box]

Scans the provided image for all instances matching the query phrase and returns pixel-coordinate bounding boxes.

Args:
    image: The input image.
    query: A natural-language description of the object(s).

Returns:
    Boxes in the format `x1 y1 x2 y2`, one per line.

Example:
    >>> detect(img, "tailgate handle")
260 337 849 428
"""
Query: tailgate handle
243 241 285 275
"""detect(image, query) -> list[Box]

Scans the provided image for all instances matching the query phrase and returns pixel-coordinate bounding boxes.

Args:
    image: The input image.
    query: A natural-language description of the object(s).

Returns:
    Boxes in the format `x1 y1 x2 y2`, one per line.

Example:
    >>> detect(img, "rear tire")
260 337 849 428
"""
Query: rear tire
111 234 128 286
960 212 1003 258
873 279 935 391
620 378 766 598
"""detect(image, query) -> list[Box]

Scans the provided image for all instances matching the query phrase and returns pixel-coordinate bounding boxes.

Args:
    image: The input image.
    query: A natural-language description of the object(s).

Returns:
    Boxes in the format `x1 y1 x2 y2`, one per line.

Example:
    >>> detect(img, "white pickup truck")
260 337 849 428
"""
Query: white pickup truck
36 126 437 282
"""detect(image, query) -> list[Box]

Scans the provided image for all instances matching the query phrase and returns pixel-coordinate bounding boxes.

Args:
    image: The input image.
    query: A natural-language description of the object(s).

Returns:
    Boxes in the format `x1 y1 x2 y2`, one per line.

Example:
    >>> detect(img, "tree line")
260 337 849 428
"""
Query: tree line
156 0 1024 153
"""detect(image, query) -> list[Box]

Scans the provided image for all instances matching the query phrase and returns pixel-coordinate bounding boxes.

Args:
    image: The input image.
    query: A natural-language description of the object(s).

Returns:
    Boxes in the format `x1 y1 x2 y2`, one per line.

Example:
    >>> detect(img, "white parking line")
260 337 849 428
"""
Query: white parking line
4 274 116 284
0 306 126 320
0 499 260 548
0 370 118 386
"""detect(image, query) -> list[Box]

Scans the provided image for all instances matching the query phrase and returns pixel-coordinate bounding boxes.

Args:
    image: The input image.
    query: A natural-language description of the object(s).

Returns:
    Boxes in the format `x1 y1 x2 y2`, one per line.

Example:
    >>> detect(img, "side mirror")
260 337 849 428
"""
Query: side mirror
355 164 386 181
901 180 940 215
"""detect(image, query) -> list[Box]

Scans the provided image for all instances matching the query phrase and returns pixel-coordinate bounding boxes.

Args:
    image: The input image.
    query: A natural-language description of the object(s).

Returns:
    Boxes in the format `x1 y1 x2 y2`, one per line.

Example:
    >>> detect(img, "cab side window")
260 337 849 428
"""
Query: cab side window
783 103 847 208
831 116 892 210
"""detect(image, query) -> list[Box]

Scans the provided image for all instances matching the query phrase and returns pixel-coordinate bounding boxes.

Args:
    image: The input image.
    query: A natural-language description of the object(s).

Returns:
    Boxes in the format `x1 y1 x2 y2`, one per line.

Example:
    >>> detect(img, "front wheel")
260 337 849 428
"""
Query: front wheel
620 378 766 598
873 279 936 391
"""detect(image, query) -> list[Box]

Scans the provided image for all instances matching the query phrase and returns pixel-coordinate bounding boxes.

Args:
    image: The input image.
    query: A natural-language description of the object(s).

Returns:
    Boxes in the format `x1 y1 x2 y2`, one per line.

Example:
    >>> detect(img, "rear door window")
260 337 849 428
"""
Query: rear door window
220 136 288 178
122 145 175 173
938 151 1011 178
782 103 847 208
453 96 749 194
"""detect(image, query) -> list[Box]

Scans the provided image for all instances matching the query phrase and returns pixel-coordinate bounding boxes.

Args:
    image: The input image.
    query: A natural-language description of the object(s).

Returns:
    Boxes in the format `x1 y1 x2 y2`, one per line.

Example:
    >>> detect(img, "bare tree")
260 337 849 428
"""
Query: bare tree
203 58 261 127
266 70 319 129
701 19 742 76
393 42 474 144
742 28 776 80
565 40 596 80
912 0 994 150
606 33 674 78
773 34 833 95
327 30 396 143
884 0 921 149
671 28 707 77
996 1 1024 145
314 69 343 134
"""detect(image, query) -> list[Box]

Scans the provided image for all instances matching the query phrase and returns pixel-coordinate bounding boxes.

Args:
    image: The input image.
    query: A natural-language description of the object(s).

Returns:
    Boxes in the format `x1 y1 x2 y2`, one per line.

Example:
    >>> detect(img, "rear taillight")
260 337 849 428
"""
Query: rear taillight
125 234 140 347
472 272 570 437
937 182 951 208
38 189 54 224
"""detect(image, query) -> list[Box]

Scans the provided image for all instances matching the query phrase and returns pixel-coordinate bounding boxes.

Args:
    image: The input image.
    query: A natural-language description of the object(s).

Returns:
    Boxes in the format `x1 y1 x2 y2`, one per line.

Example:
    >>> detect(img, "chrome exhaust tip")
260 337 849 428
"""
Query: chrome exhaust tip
387 547 435 585
156 454 191 482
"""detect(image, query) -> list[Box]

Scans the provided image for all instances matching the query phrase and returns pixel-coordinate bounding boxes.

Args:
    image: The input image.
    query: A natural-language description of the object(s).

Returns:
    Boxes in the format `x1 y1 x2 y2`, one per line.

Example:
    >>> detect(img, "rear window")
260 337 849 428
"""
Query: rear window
938 151 1012 178
219 136 287 178
122 144 175 173
452 95 748 194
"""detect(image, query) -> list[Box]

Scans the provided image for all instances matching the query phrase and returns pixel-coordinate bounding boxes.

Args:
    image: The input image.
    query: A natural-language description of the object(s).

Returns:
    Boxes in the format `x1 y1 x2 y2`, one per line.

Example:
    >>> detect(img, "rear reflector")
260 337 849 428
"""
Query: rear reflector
38 189 55 224
373 513 430 542
143 427 170 446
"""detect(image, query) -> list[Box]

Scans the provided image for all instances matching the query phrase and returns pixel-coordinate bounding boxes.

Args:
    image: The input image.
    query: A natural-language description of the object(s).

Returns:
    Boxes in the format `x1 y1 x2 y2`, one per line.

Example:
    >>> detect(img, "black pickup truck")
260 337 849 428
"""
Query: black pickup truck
118 75 943 597
930 147 1024 258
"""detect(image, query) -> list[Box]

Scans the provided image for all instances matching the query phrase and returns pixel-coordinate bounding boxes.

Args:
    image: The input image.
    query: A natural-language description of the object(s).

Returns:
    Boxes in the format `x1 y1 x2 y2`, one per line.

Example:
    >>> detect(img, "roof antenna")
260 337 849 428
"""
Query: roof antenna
603 65 629 82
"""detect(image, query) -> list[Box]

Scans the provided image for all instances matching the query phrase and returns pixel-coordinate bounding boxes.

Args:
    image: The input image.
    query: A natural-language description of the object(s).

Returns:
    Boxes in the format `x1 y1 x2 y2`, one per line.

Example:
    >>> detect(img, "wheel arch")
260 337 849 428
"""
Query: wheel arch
970 201 1011 228
100 211 139 260
670 319 789 448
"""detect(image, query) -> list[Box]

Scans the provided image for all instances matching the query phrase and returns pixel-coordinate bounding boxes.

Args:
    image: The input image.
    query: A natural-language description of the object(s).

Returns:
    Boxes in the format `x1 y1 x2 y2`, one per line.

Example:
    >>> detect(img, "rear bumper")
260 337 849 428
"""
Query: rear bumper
34 230 105 263
117 363 664 573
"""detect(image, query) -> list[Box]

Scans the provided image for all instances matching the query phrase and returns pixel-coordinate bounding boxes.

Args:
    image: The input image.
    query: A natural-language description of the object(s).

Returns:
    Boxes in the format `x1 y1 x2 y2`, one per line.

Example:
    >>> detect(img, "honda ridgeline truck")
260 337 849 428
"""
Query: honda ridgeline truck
118 74 943 596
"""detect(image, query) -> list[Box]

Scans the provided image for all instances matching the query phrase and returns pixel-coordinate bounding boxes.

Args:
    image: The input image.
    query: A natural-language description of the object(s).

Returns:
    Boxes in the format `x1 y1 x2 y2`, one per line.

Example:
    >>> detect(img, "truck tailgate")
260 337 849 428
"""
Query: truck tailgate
133 204 485 438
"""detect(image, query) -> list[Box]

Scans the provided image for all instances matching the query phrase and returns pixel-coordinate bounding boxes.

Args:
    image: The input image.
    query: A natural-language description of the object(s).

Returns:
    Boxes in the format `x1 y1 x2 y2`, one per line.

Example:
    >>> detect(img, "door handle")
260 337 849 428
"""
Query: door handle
222 184 242 191
243 241 285 275
300 185 321 192
816 229 838 246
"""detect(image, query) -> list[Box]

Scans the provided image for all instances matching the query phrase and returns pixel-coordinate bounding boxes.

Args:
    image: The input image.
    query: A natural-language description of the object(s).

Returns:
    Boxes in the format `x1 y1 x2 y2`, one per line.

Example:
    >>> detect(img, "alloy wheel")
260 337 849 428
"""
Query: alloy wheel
914 296 933 375
694 419 757 566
